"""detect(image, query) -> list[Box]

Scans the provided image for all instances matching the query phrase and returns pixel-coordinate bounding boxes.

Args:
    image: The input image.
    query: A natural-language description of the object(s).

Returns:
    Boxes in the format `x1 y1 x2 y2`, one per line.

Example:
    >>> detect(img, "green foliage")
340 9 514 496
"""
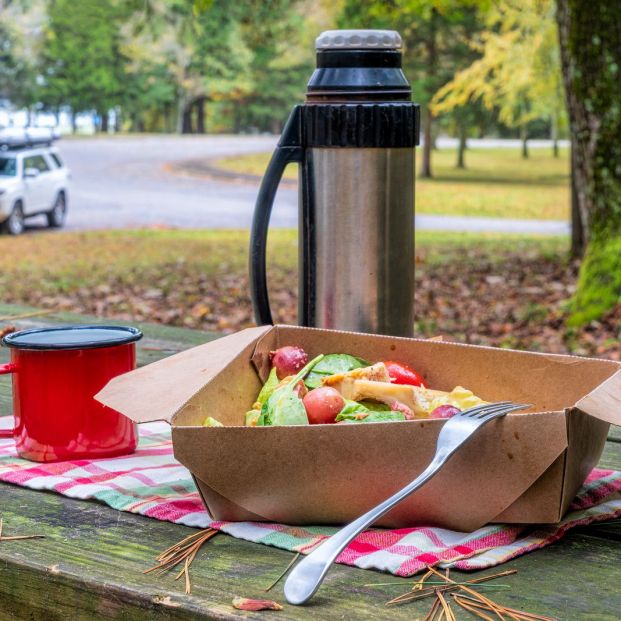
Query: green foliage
568 234 621 326
1 0 573 139
38 0 126 122
0 9 39 109
339 0 486 105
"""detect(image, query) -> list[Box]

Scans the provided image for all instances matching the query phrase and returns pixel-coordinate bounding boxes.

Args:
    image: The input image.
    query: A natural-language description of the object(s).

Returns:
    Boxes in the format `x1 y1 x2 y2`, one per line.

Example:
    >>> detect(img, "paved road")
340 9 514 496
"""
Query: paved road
27 135 568 234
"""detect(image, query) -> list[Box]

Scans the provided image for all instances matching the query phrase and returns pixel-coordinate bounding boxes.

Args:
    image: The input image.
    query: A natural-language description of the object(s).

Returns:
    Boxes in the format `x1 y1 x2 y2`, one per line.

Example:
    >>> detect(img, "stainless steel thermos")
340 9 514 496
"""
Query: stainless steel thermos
250 30 419 336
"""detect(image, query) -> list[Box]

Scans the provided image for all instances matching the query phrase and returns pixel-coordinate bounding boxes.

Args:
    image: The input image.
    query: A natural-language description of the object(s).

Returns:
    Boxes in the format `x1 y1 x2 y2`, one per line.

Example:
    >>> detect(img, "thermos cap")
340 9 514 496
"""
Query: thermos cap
315 30 402 51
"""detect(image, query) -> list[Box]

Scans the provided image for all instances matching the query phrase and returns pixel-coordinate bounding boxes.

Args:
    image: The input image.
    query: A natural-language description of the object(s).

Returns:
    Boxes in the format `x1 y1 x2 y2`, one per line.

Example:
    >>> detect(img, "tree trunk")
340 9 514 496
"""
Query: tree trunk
182 103 193 134
520 125 529 158
420 8 438 179
557 0 621 324
570 142 584 258
420 108 433 178
195 97 206 134
456 121 467 169
100 110 109 133
176 95 187 134
551 112 559 158
70 110 77 134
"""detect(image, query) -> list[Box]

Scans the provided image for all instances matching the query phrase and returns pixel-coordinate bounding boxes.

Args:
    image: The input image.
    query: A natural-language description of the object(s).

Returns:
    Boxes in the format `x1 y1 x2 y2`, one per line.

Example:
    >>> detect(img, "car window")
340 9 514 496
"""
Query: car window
49 152 64 168
23 155 50 174
0 156 17 176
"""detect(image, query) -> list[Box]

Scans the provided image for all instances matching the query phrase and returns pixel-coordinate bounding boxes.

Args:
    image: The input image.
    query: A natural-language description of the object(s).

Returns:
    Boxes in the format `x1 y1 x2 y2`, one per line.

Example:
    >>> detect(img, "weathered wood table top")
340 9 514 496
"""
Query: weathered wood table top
1 303 620 621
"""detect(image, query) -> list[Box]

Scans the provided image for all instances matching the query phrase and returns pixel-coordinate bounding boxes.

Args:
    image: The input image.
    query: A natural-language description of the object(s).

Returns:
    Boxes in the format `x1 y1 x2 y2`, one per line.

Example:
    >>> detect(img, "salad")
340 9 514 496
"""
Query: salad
203 345 486 427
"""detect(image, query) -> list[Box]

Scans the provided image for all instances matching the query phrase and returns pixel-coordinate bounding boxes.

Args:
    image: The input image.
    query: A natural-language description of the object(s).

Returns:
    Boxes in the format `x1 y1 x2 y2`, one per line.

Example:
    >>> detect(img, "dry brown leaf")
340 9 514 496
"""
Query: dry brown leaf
232 597 283 611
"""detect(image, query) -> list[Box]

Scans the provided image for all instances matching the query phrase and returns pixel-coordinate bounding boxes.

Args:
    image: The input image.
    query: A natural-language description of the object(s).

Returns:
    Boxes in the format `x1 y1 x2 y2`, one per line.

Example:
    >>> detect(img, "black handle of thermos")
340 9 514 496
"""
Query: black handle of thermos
250 107 304 325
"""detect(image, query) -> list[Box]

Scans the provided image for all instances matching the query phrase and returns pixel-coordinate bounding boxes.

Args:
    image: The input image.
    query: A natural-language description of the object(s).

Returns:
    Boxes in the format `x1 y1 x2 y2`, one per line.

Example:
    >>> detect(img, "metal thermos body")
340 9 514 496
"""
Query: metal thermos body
250 30 419 337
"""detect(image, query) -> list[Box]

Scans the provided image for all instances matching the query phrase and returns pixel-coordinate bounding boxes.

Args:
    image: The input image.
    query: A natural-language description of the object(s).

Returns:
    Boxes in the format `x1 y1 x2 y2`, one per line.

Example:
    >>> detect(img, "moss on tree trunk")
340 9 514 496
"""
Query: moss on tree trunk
557 0 621 325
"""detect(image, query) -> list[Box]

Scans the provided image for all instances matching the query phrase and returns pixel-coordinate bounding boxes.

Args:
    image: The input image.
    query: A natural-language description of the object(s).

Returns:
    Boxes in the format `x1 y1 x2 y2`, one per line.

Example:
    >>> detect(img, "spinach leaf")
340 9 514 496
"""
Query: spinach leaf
336 400 406 423
305 353 369 389
335 399 371 421
358 399 390 412
336 410 406 423
362 411 407 423
259 354 324 426
269 391 308 426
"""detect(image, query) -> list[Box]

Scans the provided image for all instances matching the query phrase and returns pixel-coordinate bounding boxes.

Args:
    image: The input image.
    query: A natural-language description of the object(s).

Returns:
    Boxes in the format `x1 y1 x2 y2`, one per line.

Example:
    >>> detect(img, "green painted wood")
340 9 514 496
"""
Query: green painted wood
607 426 621 441
595 440 621 470
1 484 621 621
3 302 621 620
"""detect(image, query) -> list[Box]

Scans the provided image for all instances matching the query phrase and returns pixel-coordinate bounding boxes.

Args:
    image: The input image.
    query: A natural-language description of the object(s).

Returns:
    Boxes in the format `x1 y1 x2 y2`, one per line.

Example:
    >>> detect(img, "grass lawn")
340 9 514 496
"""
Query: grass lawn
2 228 618 360
213 147 570 221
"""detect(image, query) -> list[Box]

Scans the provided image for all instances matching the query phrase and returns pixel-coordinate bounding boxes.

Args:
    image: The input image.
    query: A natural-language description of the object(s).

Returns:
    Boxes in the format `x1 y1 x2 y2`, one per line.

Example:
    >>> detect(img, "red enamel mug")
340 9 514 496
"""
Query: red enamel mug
0 325 142 462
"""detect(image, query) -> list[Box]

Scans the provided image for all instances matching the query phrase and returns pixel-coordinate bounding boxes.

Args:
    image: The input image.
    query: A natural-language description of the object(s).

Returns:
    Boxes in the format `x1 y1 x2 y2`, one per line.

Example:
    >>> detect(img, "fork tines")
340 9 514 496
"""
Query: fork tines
464 402 530 419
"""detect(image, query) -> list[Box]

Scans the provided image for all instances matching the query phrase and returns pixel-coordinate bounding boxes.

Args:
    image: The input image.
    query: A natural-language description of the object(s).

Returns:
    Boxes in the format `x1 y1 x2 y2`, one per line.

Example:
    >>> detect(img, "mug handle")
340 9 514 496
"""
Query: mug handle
0 362 16 438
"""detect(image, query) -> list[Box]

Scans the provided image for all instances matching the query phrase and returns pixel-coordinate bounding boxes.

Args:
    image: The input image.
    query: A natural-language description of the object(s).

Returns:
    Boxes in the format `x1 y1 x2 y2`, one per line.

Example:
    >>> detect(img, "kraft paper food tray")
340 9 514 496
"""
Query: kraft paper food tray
97 325 621 532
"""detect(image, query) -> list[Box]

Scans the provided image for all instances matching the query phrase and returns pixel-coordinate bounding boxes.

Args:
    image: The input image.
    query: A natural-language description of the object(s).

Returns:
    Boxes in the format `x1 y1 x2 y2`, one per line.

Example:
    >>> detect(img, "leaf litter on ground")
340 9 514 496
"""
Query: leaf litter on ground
0 230 617 359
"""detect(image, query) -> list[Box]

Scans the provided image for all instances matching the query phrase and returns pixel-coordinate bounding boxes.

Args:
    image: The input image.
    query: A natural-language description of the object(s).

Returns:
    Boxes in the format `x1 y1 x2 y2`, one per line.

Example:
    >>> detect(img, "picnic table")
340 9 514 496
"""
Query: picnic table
1 302 620 620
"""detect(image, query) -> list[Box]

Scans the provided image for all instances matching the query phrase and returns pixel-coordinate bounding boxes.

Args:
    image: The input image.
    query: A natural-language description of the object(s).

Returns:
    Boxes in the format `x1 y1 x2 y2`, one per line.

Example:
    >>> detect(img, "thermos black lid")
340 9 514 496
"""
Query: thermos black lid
307 29 411 103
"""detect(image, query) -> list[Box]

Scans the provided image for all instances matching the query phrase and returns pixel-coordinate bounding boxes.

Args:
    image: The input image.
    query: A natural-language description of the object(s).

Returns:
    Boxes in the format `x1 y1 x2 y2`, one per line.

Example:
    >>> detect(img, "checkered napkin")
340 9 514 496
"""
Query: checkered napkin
1 419 620 577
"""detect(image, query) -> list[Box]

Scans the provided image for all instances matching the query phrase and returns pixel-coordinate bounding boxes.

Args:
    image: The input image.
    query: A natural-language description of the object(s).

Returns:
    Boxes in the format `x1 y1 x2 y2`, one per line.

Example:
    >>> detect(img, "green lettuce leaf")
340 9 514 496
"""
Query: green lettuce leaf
304 353 369 389
245 410 261 426
202 416 224 427
256 367 279 406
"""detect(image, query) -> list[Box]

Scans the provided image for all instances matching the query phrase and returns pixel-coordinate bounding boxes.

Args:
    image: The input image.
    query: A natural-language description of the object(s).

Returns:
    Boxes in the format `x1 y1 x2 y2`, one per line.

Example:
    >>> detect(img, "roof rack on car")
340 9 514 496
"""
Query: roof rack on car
0 127 60 151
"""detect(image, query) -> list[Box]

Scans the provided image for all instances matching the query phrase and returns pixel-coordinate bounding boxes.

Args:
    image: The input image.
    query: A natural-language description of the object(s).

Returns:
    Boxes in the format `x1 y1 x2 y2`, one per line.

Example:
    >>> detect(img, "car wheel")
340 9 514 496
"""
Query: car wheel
2 202 25 236
47 192 67 228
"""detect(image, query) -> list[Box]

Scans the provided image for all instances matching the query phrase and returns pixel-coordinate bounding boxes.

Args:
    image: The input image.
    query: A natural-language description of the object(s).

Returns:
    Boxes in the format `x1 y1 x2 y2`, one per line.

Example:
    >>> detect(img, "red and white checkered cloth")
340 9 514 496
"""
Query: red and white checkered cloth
1 418 620 576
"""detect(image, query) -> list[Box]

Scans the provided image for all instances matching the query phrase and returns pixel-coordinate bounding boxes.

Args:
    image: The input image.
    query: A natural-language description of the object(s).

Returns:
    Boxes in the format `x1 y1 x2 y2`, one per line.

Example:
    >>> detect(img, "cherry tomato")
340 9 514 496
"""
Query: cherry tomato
302 387 345 424
383 361 426 387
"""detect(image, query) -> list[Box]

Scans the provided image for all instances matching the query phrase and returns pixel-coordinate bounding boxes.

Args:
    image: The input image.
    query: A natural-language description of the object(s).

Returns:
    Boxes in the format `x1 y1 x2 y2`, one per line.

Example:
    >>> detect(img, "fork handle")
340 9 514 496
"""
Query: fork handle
283 449 451 605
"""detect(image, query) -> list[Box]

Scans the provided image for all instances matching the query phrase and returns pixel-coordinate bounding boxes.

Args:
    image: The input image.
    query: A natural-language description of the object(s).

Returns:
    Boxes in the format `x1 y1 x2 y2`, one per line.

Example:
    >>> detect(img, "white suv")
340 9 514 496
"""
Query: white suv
0 146 70 235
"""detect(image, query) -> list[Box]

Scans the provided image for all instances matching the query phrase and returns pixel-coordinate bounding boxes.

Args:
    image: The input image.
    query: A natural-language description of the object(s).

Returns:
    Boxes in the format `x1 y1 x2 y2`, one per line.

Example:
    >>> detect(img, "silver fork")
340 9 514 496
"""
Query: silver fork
284 401 529 605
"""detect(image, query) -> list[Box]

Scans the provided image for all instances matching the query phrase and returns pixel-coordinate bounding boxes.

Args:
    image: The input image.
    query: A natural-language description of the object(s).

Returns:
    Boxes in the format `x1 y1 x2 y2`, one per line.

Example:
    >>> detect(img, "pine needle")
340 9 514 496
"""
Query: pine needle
264 552 300 592
437 590 456 621
144 527 218 594
0 516 45 543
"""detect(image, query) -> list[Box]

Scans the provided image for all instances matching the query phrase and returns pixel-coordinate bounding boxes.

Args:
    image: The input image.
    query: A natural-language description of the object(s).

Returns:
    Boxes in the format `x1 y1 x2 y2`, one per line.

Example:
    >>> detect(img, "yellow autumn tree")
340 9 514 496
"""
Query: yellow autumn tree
431 0 565 158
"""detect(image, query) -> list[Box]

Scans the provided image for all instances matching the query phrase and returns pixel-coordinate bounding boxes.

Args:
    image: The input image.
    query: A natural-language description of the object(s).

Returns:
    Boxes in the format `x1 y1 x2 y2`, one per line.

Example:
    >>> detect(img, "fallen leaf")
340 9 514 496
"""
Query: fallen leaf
232 597 283 611
0 325 16 339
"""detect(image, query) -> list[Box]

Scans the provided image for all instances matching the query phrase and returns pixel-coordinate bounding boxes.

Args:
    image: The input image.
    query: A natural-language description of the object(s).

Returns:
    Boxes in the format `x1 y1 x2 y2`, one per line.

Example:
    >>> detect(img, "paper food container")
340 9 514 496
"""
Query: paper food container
96 325 621 532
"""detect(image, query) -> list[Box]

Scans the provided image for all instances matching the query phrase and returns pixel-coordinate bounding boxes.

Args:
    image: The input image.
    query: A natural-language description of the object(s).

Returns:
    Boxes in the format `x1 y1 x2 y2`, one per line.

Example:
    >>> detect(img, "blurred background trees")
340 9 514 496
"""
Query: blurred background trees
2 0 567 144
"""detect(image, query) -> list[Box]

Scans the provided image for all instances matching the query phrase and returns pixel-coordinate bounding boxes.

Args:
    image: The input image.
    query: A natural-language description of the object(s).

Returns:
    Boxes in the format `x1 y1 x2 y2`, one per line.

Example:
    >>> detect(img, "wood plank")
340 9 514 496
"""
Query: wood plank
2 483 621 621
3 302 621 619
